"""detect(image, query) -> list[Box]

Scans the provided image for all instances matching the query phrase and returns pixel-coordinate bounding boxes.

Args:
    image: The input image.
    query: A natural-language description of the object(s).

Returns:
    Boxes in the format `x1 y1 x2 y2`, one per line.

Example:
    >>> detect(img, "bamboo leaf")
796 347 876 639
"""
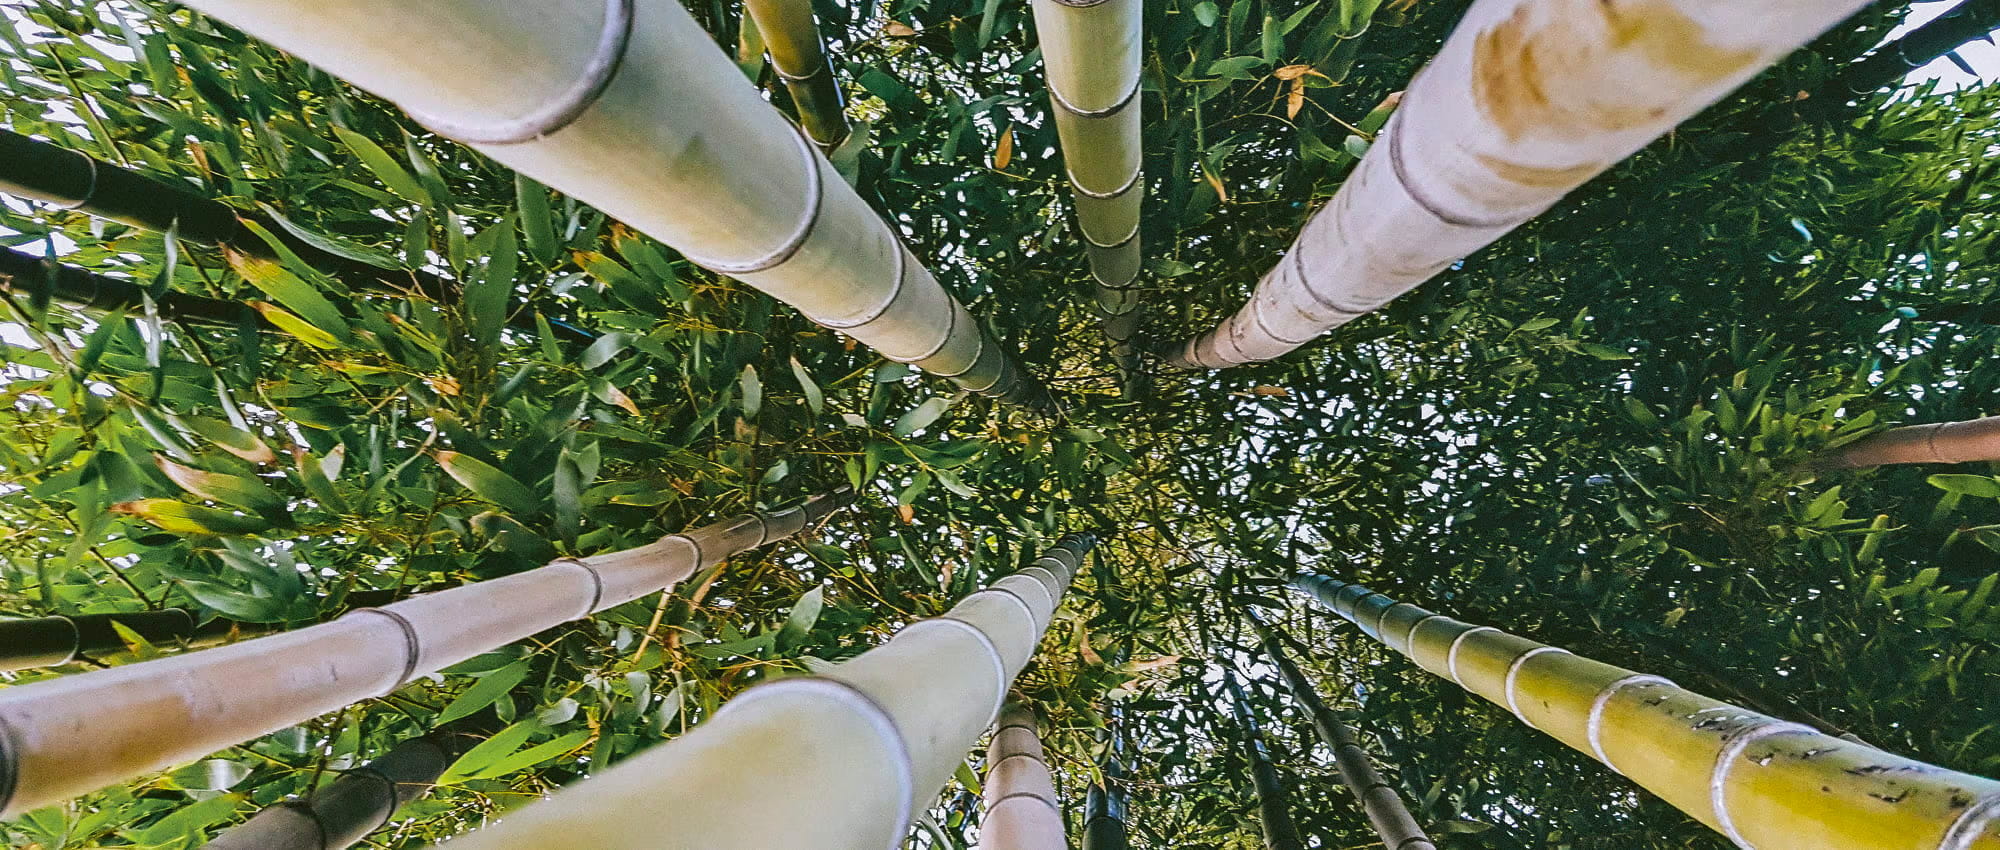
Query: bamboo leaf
516 173 559 265
777 585 825 650
739 365 762 420
437 660 531 724
112 499 272 536
436 451 543 515
892 397 953 437
332 126 430 203
440 721 538 784
154 454 288 517
790 356 825 414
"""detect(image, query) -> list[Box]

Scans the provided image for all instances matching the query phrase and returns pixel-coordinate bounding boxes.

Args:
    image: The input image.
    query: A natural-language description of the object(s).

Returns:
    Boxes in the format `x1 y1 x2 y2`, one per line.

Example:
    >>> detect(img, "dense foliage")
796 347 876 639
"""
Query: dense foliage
0 0 1995 847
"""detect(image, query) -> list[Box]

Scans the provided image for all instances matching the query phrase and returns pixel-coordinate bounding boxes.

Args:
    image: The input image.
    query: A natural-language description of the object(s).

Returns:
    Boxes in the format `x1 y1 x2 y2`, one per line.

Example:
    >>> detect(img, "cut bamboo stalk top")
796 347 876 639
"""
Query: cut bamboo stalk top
1293 572 2000 850
1165 0 1871 369
0 489 851 818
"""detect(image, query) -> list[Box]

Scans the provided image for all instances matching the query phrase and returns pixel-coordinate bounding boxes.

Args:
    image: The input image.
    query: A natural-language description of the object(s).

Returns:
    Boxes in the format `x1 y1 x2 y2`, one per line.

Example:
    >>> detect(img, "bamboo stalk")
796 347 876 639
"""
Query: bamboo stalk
0 609 200 672
1823 416 2000 469
0 244 255 327
180 0 1045 406
1247 610 1436 850
1292 572 2000 849
741 0 850 150
1083 705 1132 850
430 533 1098 850
1811 0 2000 102
1163 0 1870 369
0 489 850 817
1221 669 1303 850
1029 0 1145 376
203 724 482 850
982 701 1067 850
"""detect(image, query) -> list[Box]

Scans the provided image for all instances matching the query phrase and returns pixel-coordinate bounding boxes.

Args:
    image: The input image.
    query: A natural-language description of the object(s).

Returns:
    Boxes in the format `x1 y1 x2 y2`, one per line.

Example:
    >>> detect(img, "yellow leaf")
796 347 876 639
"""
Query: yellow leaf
1201 163 1230 203
1272 64 1323 81
1253 385 1291 397
884 20 917 37
895 504 915 524
426 375 462 397
248 302 342 349
1076 620 1104 666
1287 79 1305 120
602 382 640 416
994 124 1014 170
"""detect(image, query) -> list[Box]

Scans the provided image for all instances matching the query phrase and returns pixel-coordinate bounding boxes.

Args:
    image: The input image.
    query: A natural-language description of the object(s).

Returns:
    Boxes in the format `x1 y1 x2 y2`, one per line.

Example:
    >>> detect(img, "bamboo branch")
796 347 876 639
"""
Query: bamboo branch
0 488 852 817
1293 572 2000 849
1809 0 2000 103
982 701 1067 850
1822 416 2000 469
431 533 1099 850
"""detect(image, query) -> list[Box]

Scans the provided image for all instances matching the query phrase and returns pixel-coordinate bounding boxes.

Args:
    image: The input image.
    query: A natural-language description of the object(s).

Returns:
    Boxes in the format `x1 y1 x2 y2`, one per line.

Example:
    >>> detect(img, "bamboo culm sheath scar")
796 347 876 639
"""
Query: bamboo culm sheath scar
0 489 851 817
1293 572 2000 849
180 0 1046 406
982 702 1067 850
1164 0 1871 369
431 533 1099 850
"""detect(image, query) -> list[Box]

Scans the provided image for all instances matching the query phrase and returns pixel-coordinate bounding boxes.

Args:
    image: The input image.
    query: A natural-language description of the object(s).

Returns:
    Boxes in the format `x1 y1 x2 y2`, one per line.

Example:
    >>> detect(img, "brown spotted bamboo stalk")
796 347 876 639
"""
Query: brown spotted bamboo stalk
430 533 1098 850
1164 0 1870 369
1823 416 2000 469
0 489 850 817
202 725 482 850
181 0 1044 405
742 0 850 150
1293 572 2000 849
1029 0 1144 376
982 702 1067 850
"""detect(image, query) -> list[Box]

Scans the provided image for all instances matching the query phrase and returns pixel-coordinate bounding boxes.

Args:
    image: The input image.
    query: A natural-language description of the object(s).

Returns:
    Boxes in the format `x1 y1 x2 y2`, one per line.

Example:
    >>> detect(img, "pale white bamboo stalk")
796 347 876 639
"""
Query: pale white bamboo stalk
1294 573 2000 850
181 0 1041 404
981 702 1067 850
1825 416 2000 469
1166 0 1871 369
432 533 1099 850
0 490 850 817
1030 0 1145 367
742 0 851 150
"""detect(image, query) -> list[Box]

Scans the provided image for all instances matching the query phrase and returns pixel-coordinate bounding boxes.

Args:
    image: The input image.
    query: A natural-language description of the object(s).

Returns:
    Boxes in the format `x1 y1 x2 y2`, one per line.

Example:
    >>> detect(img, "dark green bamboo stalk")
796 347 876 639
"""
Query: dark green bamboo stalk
203 725 482 850
1814 0 2000 101
1083 705 1132 850
0 244 255 326
1247 610 1436 850
0 589 408 672
1220 669 1303 850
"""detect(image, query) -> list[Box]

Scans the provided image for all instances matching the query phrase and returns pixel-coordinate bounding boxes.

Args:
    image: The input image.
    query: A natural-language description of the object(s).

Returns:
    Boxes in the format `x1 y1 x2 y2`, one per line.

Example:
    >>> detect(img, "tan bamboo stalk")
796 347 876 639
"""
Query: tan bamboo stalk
430 533 1098 850
1246 610 1436 850
203 725 482 850
1293 572 2000 849
0 488 850 817
181 0 1043 405
1164 0 1871 369
1823 416 2000 469
982 702 1067 850
1029 0 1144 373
741 0 850 150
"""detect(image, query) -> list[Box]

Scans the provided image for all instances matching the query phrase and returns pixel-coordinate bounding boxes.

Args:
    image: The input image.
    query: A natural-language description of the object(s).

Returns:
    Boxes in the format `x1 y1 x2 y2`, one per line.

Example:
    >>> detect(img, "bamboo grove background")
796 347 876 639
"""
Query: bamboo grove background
0 0 1998 847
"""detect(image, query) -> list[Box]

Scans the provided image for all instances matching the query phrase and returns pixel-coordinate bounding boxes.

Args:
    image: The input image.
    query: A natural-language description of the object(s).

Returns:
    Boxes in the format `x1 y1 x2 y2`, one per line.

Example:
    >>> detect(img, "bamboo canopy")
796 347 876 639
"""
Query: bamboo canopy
1293 572 2000 849
742 0 850 150
1164 0 1871 369
0 244 254 326
1221 669 1303 850
204 725 481 850
981 702 1067 850
1824 416 2000 469
1247 610 1436 850
181 0 1045 405
1028 0 1145 373
429 533 1097 850
0 489 850 817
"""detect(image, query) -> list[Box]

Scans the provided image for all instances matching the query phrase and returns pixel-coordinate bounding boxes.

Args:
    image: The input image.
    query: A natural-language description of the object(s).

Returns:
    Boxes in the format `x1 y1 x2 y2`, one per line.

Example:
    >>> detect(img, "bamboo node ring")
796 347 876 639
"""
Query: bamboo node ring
1384 111 1532 231
1502 646 1570 725
1939 791 2000 850
1443 626 1498 687
921 617 1012 722
1402 614 1443 658
552 558 608 617
923 321 987 379
979 585 1046 632
990 788 1064 812
817 241 906 330
1070 164 1143 201
404 0 635 145
884 296 959 366
51 153 97 210
339 763 404 831
1711 719 1812 849
1049 75 1141 119
348 607 424 692
720 677 914 846
692 128 825 275
657 533 705 571
1586 674 1674 772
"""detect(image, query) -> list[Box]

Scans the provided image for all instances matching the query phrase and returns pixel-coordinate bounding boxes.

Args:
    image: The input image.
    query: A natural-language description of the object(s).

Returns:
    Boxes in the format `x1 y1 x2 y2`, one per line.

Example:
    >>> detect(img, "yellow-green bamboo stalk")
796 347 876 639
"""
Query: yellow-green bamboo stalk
1029 0 1144 373
1824 416 2000 469
0 490 850 817
983 702 1068 850
1165 0 1870 369
181 0 1042 405
1293 573 2000 849
429 533 1098 850
742 0 850 150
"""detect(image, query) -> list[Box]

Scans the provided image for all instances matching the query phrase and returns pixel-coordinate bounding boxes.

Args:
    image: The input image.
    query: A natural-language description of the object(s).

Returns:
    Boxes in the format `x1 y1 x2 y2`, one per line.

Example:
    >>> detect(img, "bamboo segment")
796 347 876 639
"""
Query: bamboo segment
1082 707 1131 850
742 0 850 150
204 726 479 850
0 244 255 327
1248 612 1436 850
1824 417 2000 469
433 533 1098 850
1222 670 1303 850
1811 0 2000 104
1293 573 2000 849
1030 0 1145 371
981 702 1067 850
181 0 1044 405
1164 0 1870 369
0 489 850 817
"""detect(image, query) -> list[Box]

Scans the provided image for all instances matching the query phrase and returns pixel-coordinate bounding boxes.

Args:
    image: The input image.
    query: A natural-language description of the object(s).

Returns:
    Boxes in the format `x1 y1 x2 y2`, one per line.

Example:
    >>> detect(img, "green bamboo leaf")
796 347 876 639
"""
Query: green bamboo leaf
468 218 517 347
332 126 430 203
892 397 952 437
739 365 762 420
465 729 590 780
790 357 825 414
256 204 398 269
777 585 825 650
516 174 559 266
1929 474 2000 499
437 660 530 724
440 721 538 784
436 451 544 515
579 332 631 369
154 454 288 517
1194 1 1218 26
111 499 272 535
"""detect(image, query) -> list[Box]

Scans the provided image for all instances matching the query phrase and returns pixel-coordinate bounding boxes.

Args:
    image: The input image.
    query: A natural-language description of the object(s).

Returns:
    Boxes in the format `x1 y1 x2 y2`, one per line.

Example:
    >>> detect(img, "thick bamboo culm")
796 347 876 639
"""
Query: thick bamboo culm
181 0 1044 405
981 702 1067 850
204 726 480 850
1293 572 2000 849
1824 416 2000 469
431 533 1098 850
1221 670 1303 850
1082 707 1132 850
1163 0 1871 369
0 488 850 817
1028 0 1144 372
742 0 850 150
1247 610 1436 850
0 244 253 326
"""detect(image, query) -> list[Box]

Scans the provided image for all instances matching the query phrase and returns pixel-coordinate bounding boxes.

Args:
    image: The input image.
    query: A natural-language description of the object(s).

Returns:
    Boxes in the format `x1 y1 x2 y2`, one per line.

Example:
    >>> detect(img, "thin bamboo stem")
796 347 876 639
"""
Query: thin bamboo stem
203 724 482 850
1163 0 1870 369
0 488 851 817
428 533 1099 850
1083 704 1132 850
1293 572 2000 850
742 0 850 150
1221 669 1303 850
1824 416 2000 469
0 244 255 327
982 701 1067 850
